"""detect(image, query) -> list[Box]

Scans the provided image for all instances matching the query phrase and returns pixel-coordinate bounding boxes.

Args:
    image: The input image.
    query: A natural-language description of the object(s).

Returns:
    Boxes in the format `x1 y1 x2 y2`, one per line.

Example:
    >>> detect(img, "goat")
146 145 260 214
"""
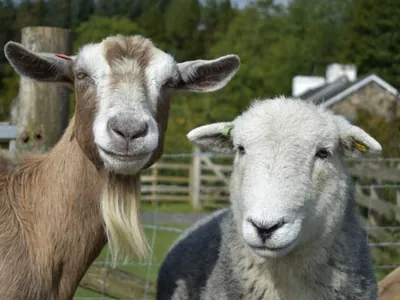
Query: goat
378 267 400 300
1 34 240 300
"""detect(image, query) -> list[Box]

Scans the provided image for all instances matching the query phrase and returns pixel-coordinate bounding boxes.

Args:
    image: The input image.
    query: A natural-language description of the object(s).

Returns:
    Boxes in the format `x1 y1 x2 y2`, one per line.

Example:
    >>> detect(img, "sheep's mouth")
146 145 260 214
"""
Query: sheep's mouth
250 244 289 251
247 236 299 257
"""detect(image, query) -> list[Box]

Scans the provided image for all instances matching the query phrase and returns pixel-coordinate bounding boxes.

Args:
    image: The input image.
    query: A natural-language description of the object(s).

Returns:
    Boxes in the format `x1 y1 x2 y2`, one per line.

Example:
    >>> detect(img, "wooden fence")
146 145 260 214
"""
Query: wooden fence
140 147 235 209
140 147 400 282
141 147 400 219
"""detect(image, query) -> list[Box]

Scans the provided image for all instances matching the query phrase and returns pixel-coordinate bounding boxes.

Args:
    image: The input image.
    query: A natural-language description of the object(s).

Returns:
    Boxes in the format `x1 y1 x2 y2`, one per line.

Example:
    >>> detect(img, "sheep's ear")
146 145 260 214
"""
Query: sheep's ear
176 54 240 92
4 41 74 89
187 122 234 153
334 116 382 157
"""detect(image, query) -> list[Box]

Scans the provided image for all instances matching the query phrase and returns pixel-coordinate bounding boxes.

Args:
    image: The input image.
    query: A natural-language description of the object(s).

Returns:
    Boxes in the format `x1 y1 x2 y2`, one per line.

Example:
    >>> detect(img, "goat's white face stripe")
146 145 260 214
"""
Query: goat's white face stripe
73 38 177 175
145 49 177 112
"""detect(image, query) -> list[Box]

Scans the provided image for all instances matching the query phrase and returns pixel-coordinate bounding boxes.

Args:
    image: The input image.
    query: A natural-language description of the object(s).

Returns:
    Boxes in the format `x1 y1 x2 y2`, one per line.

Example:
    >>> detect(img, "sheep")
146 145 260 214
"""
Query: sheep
1 34 240 300
156 96 380 300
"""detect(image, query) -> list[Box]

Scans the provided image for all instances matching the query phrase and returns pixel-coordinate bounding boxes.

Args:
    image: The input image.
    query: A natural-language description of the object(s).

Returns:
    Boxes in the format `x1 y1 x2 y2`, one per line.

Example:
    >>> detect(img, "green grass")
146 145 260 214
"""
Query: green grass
140 202 195 213
73 221 189 298
140 201 227 213
73 199 226 298
74 202 397 298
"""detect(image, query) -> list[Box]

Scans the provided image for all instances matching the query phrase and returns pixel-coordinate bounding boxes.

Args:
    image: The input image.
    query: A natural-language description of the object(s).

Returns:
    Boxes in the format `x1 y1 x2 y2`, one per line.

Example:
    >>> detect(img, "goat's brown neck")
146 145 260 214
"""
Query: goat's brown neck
0 116 109 300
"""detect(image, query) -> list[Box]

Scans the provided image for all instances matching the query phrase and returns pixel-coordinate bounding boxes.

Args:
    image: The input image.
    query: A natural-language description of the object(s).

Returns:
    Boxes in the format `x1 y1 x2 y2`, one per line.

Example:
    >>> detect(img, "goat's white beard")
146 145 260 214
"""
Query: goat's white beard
100 173 149 267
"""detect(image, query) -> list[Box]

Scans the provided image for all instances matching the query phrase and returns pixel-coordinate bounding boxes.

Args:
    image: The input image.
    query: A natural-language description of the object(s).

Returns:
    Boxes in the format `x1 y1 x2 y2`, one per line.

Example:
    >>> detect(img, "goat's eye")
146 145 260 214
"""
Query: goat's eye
162 78 175 88
316 148 329 159
237 145 246 155
75 72 88 80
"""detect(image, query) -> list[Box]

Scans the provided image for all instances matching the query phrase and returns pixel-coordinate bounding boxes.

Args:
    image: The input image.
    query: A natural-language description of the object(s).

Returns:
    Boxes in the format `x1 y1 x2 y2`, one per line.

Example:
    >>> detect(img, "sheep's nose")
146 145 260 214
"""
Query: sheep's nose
250 219 285 242
107 116 149 141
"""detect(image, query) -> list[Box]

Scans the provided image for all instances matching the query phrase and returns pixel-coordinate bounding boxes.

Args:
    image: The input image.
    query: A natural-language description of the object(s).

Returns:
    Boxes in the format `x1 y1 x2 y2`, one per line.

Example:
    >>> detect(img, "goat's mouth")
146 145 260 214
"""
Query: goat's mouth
97 146 150 162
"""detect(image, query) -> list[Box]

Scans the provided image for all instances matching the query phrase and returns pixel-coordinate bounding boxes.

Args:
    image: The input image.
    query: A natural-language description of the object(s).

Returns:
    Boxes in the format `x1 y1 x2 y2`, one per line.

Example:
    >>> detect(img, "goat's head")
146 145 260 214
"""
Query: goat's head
4 35 240 174
4 35 240 265
187 97 382 259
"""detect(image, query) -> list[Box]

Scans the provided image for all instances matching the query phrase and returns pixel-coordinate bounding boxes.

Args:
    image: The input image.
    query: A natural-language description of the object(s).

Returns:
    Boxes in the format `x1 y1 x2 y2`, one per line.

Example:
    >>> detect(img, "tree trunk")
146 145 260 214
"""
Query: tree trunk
12 26 72 152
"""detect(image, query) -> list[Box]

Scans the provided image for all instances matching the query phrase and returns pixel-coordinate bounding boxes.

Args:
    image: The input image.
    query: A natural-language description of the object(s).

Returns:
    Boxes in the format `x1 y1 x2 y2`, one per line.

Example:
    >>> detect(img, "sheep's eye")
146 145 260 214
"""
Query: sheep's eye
75 72 88 80
237 145 246 155
316 148 329 159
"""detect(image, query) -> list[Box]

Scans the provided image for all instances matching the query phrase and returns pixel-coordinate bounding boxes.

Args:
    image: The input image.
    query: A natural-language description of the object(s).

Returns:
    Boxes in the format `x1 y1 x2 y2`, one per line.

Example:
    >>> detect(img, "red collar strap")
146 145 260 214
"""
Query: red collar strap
54 53 71 60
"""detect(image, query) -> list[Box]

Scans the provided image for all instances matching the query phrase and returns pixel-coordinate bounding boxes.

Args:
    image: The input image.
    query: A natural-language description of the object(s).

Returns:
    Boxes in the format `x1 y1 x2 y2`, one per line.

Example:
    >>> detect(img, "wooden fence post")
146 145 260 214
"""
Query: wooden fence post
396 189 400 222
11 26 72 152
190 146 202 210
151 165 158 206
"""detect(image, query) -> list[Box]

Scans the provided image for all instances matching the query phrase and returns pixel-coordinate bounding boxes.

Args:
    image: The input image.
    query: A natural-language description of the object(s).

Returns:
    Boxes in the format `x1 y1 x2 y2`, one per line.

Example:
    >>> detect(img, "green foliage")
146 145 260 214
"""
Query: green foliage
1 0 400 157
95 0 142 19
164 0 203 61
73 16 143 51
0 64 18 121
70 0 95 27
339 0 400 88
137 2 169 50
354 108 400 157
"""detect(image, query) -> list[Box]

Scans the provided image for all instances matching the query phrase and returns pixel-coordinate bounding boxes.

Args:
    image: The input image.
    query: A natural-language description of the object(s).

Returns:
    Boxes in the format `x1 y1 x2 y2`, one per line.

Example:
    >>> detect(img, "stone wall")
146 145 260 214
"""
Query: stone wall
331 82 399 121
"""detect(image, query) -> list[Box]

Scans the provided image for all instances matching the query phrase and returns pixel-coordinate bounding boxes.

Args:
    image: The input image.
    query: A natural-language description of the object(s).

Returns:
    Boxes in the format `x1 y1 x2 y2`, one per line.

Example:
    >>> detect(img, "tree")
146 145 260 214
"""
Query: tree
208 4 286 113
164 0 203 61
201 0 237 50
95 0 142 19
13 0 43 33
339 0 400 88
0 64 18 121
42 0 71 28
284 0 350 76
137 2 169 50
70 0 95 27
0 0 16 63
73 16 143 51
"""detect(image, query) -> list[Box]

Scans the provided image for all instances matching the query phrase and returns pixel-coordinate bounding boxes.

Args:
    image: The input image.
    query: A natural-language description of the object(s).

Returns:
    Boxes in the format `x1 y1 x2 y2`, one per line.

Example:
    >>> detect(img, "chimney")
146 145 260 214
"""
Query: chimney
326 63 357 83
292 75 325 97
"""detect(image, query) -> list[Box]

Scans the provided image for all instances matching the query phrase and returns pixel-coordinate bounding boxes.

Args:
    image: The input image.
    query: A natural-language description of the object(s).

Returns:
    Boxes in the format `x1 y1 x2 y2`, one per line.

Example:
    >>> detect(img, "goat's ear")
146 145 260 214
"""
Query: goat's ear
176 54 240 92
334 116 382 157
187 122 235 153
4 41 74 89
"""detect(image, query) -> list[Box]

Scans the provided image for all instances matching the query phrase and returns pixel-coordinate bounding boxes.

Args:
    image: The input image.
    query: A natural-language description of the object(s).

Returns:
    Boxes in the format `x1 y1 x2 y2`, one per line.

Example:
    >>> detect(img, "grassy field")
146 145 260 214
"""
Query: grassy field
74 221 190 298
74 202 210 299
73 201 396 298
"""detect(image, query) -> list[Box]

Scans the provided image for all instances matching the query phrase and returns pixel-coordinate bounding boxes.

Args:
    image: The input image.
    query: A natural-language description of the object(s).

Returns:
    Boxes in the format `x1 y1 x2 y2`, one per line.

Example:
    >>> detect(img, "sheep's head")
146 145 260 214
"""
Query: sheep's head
4 35 240 174
187 97 382 259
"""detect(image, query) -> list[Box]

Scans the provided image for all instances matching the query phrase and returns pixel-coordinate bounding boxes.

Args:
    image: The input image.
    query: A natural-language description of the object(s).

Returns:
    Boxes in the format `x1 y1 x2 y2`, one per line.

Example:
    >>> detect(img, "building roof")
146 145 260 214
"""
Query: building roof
298 74 399 107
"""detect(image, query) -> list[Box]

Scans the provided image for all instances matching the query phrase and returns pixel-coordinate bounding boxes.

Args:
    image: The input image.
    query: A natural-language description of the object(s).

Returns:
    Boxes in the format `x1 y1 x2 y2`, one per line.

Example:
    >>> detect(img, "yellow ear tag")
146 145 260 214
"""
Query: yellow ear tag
353 141 368 152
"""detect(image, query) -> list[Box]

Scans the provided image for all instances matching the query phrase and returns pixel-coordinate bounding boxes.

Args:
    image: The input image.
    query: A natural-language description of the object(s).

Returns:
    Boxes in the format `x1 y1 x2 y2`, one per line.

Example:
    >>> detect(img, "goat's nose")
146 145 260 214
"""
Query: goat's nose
107 117 149 141
250 219 285 242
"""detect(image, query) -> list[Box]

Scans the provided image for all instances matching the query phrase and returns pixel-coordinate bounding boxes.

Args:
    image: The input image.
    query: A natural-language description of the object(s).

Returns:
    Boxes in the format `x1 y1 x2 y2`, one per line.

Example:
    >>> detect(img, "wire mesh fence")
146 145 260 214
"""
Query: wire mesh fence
72 152 400 300
1 1 400 299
